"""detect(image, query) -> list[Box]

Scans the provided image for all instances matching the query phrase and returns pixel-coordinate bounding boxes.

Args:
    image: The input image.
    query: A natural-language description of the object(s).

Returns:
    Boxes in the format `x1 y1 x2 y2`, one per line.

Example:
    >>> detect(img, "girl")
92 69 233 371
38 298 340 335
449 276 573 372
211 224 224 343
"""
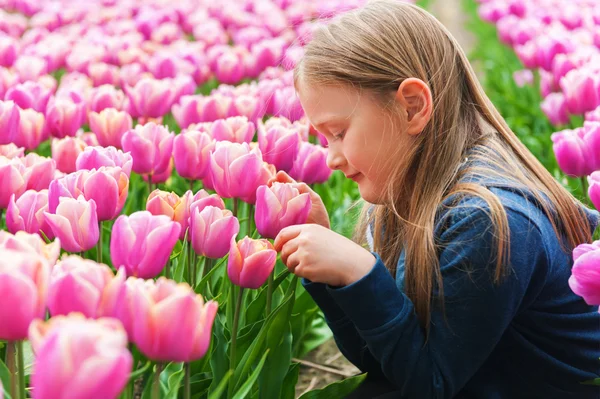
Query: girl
271 1 600 398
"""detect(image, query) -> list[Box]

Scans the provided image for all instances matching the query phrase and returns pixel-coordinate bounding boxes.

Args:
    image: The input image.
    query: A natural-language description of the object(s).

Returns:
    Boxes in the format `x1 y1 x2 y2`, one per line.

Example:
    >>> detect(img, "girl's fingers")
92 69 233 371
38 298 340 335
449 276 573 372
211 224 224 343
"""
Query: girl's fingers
268 171 296 186
274 225 302 251
280 239 299 266
285 251 301 273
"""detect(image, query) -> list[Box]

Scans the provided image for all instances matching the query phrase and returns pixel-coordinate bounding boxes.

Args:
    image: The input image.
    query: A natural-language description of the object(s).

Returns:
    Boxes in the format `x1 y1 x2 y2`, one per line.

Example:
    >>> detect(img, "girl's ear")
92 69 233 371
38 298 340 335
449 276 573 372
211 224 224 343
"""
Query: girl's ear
395 78 433 136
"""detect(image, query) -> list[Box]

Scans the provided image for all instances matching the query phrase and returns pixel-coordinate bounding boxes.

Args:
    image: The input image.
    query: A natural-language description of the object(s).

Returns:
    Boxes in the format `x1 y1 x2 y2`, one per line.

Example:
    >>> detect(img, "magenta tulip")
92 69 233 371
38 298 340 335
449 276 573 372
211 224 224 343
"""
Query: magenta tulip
561 69 600 115
173 129 215 181
125 77 175 119
211 116 255 143
289 142 333 184
257 124 300 172
5 81 52 113
6 190 54 239
0 100 20 145
88 85 126 113
569 242 600 305
44 196 99 253
588 171 600 211
0 248 49 340
131 277 218 362
110 211 181 278
88 62 120 87
20 153 55 191
76 146 133 177
89 108 132 148
255 183 311 239
47 256 114 318
191 205 240 259
29 314 132 399
45 96 86 139
551 127 589 177
121 122 174 177
172 95 203 129
228 236 277 289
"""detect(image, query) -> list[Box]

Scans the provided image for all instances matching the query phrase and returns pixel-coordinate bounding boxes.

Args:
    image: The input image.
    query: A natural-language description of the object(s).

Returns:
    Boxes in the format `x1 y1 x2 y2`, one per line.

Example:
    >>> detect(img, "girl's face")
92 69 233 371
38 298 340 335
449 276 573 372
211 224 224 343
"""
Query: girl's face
297 82 411 204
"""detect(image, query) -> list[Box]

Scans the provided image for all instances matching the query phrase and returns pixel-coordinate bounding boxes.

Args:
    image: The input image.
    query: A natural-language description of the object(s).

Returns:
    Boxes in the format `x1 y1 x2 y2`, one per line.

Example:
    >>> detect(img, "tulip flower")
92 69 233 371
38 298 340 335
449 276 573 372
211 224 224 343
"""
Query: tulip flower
227 95 262 123
214 49 246 85
0 100 20 145
89 108 133 148
110 211 181 278
209 141 273 204
76 146 133 177
0 248 49 341
289 142 333 184
0 143 24 158
211 116 255 143
228 236 277 289
14 55 47 83
173 129 215 181
541 92 569 126
191 206 240 259
171 95 204 129
272 86 304 122
47 256 114 318
560 69 600 115
588 172 600 211
130 277 217 362
0 35 17 67
52 136 88 174
551 128 589 177
88 62 120 87
569 242 600 305
6 190 54 239
20 153 55 191
255 183 311 239
0 230 60 266
14 108 46 150
46 96 86 139
257 124 300 172
88 85 126 113
121 122 174 178
29 314 132 399
5 81 52 113
125 77 175 119
0 156 27 209
44 196 99 253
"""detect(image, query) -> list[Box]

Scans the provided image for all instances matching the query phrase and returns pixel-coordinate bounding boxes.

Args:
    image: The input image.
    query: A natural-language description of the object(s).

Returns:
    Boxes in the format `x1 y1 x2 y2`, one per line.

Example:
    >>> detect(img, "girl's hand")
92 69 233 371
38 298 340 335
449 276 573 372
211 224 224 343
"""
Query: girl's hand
268 171 331 229
274 224 376 287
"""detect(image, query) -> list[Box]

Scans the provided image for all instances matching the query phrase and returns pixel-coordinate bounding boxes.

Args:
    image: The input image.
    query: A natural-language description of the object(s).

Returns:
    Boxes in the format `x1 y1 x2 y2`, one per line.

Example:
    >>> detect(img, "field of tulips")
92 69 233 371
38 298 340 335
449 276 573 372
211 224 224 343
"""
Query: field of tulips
1 0 600 398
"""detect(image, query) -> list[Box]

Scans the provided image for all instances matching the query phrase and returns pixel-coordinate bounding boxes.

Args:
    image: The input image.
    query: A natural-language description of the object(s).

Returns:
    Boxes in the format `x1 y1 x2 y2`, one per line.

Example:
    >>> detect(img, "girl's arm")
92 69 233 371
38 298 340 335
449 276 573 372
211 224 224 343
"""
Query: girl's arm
321 206 549 398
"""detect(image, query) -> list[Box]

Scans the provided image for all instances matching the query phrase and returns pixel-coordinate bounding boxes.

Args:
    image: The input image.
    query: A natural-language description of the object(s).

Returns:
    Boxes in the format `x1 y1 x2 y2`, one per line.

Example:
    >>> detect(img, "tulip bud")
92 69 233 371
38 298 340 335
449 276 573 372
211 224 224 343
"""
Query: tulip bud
228 236 276 289
257 124 300 172
88 84 126 113
0 143 24 158
289 142 332 184
255 183 311 239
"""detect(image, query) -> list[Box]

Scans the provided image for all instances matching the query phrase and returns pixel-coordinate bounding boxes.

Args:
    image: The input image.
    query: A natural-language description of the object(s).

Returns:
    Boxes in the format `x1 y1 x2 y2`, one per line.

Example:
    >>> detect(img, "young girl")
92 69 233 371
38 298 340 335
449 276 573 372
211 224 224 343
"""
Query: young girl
271 1 600 398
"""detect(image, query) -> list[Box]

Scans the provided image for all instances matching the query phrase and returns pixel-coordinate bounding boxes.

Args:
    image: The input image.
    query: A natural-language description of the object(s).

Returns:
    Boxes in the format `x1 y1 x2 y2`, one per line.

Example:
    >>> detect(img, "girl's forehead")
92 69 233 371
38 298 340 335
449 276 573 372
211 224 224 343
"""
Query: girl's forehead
297 82 362 123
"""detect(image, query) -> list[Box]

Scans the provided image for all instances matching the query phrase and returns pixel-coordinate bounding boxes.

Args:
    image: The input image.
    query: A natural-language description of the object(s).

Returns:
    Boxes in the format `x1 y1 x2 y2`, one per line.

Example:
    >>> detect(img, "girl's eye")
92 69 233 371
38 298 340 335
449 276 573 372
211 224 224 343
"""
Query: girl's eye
334 130 346 140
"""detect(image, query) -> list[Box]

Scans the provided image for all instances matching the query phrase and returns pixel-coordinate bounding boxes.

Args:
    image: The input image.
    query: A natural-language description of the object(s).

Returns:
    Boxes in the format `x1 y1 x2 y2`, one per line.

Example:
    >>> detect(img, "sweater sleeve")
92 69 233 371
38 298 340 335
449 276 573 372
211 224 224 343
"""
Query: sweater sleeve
324 207 548 398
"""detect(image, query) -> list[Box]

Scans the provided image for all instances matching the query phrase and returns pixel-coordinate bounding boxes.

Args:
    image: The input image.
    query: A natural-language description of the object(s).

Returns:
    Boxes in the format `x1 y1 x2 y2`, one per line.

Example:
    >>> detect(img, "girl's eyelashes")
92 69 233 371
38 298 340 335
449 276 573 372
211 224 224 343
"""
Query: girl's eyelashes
333 130 346 140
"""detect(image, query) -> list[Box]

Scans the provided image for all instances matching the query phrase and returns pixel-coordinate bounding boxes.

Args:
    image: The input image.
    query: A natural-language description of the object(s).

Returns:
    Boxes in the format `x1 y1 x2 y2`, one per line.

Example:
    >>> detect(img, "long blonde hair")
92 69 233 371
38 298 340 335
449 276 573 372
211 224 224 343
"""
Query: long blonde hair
295 0 593 332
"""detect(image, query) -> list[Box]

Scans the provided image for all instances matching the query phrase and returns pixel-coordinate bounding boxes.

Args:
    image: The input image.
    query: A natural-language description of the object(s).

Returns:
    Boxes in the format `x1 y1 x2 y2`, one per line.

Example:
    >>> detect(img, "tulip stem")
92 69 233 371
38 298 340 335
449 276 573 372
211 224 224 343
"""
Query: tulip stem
266 271 274 316
184 362 191 399
246 205 254 238
227 286 244 399
152 363 162 399
6 342 16 399
148 174 153 197
203 257 214 279
188 244 195 287
17 341 25 399
232 198 239 218
189 179 194 193
581 176 589 198
97 221 103 264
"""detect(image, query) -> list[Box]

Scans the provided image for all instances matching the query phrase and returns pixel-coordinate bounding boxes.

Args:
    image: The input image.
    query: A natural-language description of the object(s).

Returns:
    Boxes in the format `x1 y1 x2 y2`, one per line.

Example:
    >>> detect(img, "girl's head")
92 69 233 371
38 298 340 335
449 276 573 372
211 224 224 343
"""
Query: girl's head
295 0 592 330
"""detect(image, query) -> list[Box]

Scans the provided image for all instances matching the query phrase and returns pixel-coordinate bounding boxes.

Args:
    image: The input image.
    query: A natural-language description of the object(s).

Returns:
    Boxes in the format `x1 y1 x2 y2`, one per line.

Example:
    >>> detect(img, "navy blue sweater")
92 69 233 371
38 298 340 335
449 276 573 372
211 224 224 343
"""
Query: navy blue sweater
303 181 600 398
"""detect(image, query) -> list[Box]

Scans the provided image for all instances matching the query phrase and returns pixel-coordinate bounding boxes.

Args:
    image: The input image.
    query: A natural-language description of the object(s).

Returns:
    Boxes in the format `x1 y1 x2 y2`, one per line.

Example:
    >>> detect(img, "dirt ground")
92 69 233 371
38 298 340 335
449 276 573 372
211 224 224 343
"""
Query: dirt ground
294 1 475 397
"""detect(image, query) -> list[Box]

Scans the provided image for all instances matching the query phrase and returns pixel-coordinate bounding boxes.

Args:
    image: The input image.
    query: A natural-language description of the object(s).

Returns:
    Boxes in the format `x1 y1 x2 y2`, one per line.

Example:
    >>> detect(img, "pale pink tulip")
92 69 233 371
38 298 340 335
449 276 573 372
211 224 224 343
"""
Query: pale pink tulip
191 205 239 259
44 196 99 253
89 108 132 149
227 236 276 289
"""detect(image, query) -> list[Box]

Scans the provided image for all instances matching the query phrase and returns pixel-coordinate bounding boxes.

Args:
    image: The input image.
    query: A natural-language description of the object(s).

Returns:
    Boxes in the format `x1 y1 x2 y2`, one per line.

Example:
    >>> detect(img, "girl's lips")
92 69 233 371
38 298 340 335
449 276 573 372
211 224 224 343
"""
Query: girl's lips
346 173 362 182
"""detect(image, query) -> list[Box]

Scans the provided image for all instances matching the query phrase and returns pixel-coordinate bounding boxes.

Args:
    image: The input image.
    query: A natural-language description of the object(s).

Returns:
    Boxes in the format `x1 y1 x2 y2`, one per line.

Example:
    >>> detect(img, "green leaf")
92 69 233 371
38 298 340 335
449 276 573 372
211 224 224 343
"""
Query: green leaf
207 370 232 399
197 256 227 294
280 363 300 399
232 350 269 399
208 316 229 397
581 378 600 386
0 359 12 399
129 360 152 382
258 321 292 399
297 373 368 399
245 269 290 323
165 363 185 399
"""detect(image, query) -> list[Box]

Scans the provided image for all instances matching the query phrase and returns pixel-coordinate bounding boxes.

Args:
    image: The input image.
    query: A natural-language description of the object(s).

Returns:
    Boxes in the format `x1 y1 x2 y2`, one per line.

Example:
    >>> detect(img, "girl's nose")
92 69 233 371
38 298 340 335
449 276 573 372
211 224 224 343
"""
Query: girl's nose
326 145 346 170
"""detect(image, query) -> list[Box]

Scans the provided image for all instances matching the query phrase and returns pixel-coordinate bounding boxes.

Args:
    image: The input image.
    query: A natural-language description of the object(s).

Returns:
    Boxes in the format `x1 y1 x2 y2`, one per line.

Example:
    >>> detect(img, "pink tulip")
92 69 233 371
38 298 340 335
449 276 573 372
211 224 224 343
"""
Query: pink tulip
87 62 120 87
121 122 174 177
272 86 304 122
0 156 27 209
0 248 49 340
89 108 132 149
228 236 277 289
0 100 20 145
209 141 273 203
255 183 311 239
6 190 54 239
14 108 46 150
211 116 255 143
569 243 600 305
0 230 60 266
172 95 204 128
110 211 181 278
191 205 240 259
0 143 24 158
20 153 55 191
258 124 300 172
586 106 600 122
88 85 126 113
513 69 534 88
52 136 87 173
44 196 99 253
561 69 600 115
541 92 569 126
76 146 133 177
214 49 246 85
289 142 333 184
14 55 47 82
551 127 589 177
29 314 132 399
4 81 52 113
227 94 262 123
201 94 234 123
0 35 18 67
45 96 86 139
588 171 600 211
142 157 173 183
47 256 114 318
0 67 18 99
131 277 217 362
125 77 175 119
173 129 215 181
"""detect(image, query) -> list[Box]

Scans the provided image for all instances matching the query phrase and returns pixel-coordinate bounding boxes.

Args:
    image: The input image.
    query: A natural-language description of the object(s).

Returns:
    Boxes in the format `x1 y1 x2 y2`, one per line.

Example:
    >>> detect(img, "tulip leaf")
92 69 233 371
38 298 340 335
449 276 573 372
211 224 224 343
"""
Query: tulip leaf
129 360 152 381
207 369 232 399
297 373 368 399
164 363 185 399
0 359 12 399
233 291 295 392
208 315 229 397
245 269 290 322
232 350 269 399
197 256 227 294
258 320 293 399
281 363 300 399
